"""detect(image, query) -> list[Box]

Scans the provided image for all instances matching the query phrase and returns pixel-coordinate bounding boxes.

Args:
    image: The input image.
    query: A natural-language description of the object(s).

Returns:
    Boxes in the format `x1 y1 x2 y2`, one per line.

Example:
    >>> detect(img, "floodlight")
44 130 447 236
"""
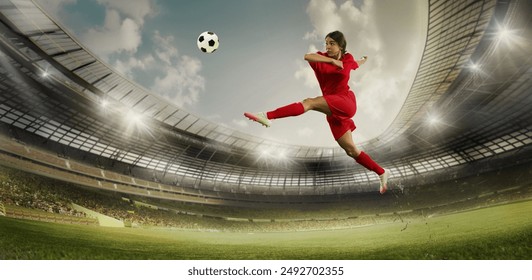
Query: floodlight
125 110 145 127
469 62 480 71
260 150 270 157
497 27 511 41
428 114 440 126
129 111 142 124
493 24 522 48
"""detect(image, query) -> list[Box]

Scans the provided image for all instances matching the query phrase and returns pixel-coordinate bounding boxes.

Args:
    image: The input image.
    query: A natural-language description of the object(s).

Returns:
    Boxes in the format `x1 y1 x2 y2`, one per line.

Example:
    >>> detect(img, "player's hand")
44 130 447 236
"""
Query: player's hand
358 56 368 65
332 59 343 69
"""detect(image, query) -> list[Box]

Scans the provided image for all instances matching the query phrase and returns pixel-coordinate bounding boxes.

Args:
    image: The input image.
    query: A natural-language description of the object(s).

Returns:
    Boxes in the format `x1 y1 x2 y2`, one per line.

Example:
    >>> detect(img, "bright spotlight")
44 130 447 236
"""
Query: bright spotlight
128 111 143 124
493 24 523 48
122 109 155 137
260 150 270 158
125 110 146 129
255 146 292 165
101 100 109 108
466 60 490 78
497 27 511 41
428 114 440 126
469 62 480 71
41 71 49 78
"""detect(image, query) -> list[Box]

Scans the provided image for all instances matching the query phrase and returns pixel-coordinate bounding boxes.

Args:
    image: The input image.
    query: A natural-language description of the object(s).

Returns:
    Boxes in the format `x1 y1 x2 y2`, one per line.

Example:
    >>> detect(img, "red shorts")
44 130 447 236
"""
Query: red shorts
324 91 357 140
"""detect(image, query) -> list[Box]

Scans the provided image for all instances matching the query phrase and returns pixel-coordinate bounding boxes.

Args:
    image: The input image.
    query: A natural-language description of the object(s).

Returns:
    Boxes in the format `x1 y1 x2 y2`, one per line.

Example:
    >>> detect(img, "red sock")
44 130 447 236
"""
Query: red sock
355 151 385 175
266 102 305 120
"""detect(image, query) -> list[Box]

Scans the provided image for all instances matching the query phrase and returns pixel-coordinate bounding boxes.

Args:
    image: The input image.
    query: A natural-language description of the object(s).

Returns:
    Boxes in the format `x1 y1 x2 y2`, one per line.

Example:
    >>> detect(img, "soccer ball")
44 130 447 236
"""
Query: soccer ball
197 31 219 53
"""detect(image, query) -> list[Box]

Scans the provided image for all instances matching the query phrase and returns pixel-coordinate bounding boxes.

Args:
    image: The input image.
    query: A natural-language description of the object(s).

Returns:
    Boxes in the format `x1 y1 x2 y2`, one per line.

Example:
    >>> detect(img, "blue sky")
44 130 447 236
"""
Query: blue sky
37 0 427 147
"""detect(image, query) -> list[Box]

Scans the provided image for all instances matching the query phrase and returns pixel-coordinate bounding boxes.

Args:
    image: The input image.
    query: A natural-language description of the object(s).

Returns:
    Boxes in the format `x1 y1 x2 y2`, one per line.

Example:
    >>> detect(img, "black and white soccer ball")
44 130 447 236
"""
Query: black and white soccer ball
197 31 219 53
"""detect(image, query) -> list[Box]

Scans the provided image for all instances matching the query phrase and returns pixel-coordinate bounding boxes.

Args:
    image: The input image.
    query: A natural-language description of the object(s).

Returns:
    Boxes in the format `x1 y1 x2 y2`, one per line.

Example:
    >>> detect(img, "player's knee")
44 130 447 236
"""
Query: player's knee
307 97 325 108
344 148 355 158
344 147 360 158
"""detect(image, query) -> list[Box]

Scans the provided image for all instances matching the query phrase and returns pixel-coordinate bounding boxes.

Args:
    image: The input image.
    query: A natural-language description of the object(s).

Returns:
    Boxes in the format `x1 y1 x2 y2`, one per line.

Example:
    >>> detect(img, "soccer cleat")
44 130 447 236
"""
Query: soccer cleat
244 112 272 127
379 169 389 194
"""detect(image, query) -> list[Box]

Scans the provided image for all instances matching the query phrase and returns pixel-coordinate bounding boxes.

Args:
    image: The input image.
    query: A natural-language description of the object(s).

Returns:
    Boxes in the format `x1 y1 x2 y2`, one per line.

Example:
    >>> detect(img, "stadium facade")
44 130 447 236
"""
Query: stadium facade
0 0 530 206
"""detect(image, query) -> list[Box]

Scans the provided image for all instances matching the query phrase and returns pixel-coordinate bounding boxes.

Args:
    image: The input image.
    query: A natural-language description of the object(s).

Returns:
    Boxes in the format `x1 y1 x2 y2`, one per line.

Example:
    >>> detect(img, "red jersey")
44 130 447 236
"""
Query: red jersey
308 51 359 140
308 51 359 96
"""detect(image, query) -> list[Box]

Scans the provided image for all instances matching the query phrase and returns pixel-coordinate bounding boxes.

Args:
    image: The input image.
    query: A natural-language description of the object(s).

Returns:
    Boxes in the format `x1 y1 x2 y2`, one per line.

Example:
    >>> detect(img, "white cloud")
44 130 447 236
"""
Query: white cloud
110 32 197 90
304 0 342 41
113 54 155 77
294 60 318 89
295 44 320 89
152 55 205 107
82 9 142 57
75 0 155 58
153 31 179 65
96 0 155 25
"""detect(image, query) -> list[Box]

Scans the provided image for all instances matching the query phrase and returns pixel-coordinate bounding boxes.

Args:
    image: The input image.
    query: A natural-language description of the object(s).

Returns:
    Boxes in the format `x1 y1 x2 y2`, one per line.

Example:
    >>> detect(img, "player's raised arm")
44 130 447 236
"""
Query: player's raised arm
304 53 343 69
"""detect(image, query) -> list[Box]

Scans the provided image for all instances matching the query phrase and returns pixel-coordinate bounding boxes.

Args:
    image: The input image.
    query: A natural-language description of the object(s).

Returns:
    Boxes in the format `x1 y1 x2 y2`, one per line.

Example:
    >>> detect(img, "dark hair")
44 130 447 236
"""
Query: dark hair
326 31 347 55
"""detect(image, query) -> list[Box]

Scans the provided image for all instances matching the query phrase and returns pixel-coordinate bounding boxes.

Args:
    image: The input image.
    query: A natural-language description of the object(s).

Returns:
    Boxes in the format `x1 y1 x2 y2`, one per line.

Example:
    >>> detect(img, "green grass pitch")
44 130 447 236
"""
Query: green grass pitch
1 200 531 259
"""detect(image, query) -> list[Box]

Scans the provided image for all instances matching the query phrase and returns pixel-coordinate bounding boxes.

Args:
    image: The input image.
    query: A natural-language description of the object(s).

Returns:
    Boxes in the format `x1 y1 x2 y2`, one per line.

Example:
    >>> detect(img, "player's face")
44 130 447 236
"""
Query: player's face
325 37 342 59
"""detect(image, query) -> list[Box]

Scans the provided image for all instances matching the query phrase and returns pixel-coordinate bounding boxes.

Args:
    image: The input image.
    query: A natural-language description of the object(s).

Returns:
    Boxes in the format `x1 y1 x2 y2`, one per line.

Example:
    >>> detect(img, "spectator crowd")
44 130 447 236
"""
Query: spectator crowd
1 164 530 232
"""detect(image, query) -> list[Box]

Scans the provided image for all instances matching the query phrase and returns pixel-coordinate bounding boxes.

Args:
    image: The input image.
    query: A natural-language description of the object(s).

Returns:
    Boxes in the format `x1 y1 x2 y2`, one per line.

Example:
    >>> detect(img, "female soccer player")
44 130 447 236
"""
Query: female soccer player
244 31 389 194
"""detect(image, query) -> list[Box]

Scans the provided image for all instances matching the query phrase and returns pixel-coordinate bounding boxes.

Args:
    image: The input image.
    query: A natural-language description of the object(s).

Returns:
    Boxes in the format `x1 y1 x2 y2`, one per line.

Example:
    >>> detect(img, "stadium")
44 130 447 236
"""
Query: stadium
0 0 531 261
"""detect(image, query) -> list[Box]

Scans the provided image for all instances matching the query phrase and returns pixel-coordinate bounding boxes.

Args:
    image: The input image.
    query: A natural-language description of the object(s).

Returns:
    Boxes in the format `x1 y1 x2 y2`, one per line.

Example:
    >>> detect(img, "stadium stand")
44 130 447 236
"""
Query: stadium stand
1 163 530 232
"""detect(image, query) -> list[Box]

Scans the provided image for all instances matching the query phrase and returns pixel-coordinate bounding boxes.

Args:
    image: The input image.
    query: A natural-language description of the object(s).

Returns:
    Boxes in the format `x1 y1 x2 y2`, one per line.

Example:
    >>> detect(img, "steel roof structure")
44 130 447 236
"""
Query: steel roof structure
0 0 530 200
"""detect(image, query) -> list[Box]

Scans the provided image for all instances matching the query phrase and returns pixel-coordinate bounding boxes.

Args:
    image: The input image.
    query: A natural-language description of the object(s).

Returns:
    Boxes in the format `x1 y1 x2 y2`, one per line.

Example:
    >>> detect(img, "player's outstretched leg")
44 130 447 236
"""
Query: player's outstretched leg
244 102 305 127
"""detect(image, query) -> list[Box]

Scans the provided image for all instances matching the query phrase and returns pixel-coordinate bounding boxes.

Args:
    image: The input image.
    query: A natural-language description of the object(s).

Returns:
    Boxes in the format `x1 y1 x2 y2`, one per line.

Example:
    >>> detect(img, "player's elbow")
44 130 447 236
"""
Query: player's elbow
304 53 312 61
